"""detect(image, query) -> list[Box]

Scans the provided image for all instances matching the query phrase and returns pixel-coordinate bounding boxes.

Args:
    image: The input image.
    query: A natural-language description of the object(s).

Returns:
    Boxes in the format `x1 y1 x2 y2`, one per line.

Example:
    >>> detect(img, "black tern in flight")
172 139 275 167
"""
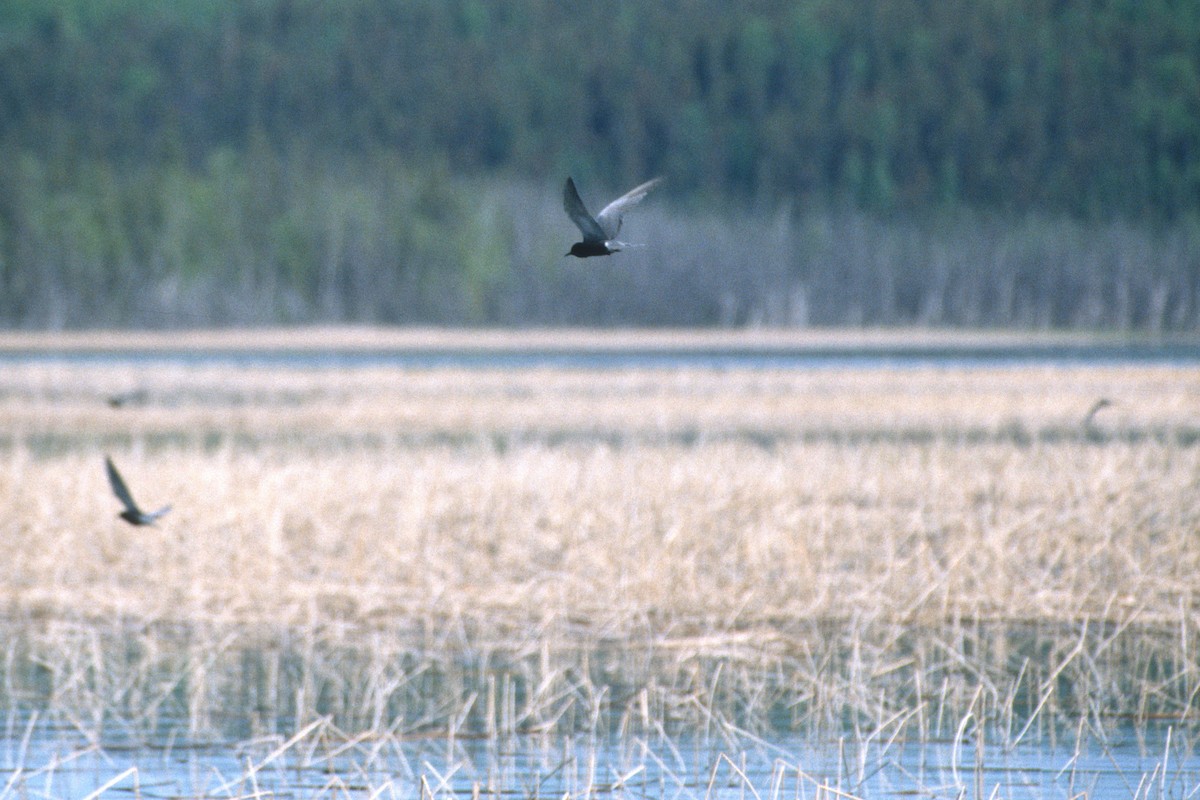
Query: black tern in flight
105 456 171 526
563 176 662 257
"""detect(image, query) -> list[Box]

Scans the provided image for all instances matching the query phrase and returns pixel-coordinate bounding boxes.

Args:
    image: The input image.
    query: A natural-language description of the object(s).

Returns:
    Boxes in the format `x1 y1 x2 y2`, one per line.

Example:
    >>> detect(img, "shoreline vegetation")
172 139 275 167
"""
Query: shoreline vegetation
1 332 1197 739
5 163 1198 331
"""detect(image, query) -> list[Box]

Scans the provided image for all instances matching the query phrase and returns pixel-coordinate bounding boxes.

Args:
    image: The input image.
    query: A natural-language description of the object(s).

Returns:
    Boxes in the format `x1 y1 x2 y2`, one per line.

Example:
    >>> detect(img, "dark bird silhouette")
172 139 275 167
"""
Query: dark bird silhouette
105 456 171 526
563 176 662 257
1083 398 1114 429
106 389 148 408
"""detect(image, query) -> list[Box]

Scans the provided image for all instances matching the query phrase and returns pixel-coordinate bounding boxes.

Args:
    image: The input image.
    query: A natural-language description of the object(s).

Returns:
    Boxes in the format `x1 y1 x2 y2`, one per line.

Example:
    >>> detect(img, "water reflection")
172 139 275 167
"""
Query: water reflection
4 338 1200 370
1 712 1196 799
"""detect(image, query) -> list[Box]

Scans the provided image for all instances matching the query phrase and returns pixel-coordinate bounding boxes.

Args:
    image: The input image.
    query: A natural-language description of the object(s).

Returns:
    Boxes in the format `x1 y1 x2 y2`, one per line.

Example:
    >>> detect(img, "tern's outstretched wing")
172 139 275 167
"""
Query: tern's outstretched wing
142 504 172 523
105 456 141 515
595 177 662 241
563 178 608 244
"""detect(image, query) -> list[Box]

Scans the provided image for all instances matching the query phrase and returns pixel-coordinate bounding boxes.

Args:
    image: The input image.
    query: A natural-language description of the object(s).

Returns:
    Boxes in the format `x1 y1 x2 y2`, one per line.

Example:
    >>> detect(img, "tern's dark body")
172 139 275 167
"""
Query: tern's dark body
566 240 615 258
563 176 661 258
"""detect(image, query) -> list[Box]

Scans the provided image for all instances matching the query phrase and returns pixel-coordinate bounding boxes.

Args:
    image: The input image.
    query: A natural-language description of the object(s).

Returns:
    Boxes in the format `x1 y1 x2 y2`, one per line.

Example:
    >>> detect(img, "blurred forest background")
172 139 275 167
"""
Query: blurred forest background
1 0 1198 329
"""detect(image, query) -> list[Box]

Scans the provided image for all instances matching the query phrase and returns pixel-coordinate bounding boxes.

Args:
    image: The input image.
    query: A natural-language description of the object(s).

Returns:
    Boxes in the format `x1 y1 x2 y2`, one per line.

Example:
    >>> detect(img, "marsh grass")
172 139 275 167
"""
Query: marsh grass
0 338 1198 790
0 618 1196 799
5 410 1198 631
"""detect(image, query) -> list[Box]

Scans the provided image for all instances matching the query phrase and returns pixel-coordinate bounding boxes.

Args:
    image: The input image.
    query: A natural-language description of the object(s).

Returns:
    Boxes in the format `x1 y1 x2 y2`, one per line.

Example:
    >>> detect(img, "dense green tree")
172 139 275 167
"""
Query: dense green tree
3 0 1198 215
0 0 1197 328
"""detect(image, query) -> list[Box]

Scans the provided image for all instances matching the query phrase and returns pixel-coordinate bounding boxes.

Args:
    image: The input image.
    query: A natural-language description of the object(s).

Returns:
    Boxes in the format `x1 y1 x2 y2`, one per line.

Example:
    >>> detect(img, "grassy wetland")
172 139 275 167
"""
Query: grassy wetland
1 329 1199 797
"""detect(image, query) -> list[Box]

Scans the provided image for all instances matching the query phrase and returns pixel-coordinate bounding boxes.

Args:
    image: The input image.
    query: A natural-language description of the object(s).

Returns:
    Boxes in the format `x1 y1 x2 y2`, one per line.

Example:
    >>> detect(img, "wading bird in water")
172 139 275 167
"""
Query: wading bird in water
1083 398 1113 429
563 176 662 258
105 456 172 526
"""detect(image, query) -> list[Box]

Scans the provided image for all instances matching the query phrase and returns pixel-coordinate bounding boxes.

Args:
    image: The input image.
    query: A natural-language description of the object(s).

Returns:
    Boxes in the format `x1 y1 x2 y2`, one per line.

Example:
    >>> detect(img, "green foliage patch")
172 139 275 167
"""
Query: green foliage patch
1 1 1198 327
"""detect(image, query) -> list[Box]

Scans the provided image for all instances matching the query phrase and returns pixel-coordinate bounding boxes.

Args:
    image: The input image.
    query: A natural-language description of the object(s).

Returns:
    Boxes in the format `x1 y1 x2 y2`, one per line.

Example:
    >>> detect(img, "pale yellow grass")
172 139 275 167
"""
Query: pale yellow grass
1 361 1196 442
0 324 1143 353
2 360 1197 640
3 349 1200 737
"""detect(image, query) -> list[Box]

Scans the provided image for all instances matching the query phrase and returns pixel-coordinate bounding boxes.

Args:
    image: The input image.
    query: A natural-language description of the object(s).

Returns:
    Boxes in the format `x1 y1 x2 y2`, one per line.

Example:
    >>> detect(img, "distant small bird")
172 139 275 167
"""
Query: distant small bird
105 456 171 526
1083 398 1113 429
563 176 662 258
106 389 148 408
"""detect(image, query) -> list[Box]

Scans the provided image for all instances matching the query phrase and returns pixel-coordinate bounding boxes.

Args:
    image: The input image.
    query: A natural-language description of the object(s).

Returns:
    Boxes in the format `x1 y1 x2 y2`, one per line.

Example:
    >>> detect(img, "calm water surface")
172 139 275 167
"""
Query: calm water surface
1 715 1196 799
4 339 1200 369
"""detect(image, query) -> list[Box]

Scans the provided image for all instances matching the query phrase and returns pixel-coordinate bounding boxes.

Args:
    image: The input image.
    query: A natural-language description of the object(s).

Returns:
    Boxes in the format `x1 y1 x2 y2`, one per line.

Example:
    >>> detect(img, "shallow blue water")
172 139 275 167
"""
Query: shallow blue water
2 718 1196 799
3 339 1200 370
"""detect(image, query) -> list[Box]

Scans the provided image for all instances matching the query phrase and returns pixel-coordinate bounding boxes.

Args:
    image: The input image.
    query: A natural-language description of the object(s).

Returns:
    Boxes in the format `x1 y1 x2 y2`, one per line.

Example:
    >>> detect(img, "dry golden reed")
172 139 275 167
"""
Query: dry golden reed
1 345 1197 639
2 331 1199 745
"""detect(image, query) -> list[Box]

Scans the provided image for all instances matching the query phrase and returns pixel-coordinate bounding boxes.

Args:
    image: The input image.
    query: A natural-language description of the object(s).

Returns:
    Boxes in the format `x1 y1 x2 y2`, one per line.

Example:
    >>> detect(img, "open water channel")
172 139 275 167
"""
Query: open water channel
3 337 1200 370
0 705 1195 799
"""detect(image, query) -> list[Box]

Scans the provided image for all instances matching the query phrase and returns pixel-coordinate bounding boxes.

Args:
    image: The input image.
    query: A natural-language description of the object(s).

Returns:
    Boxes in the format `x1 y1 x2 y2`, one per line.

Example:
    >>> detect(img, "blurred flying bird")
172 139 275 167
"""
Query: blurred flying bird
1083 398 1113 429
563 176 662 258
105 456 171 526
